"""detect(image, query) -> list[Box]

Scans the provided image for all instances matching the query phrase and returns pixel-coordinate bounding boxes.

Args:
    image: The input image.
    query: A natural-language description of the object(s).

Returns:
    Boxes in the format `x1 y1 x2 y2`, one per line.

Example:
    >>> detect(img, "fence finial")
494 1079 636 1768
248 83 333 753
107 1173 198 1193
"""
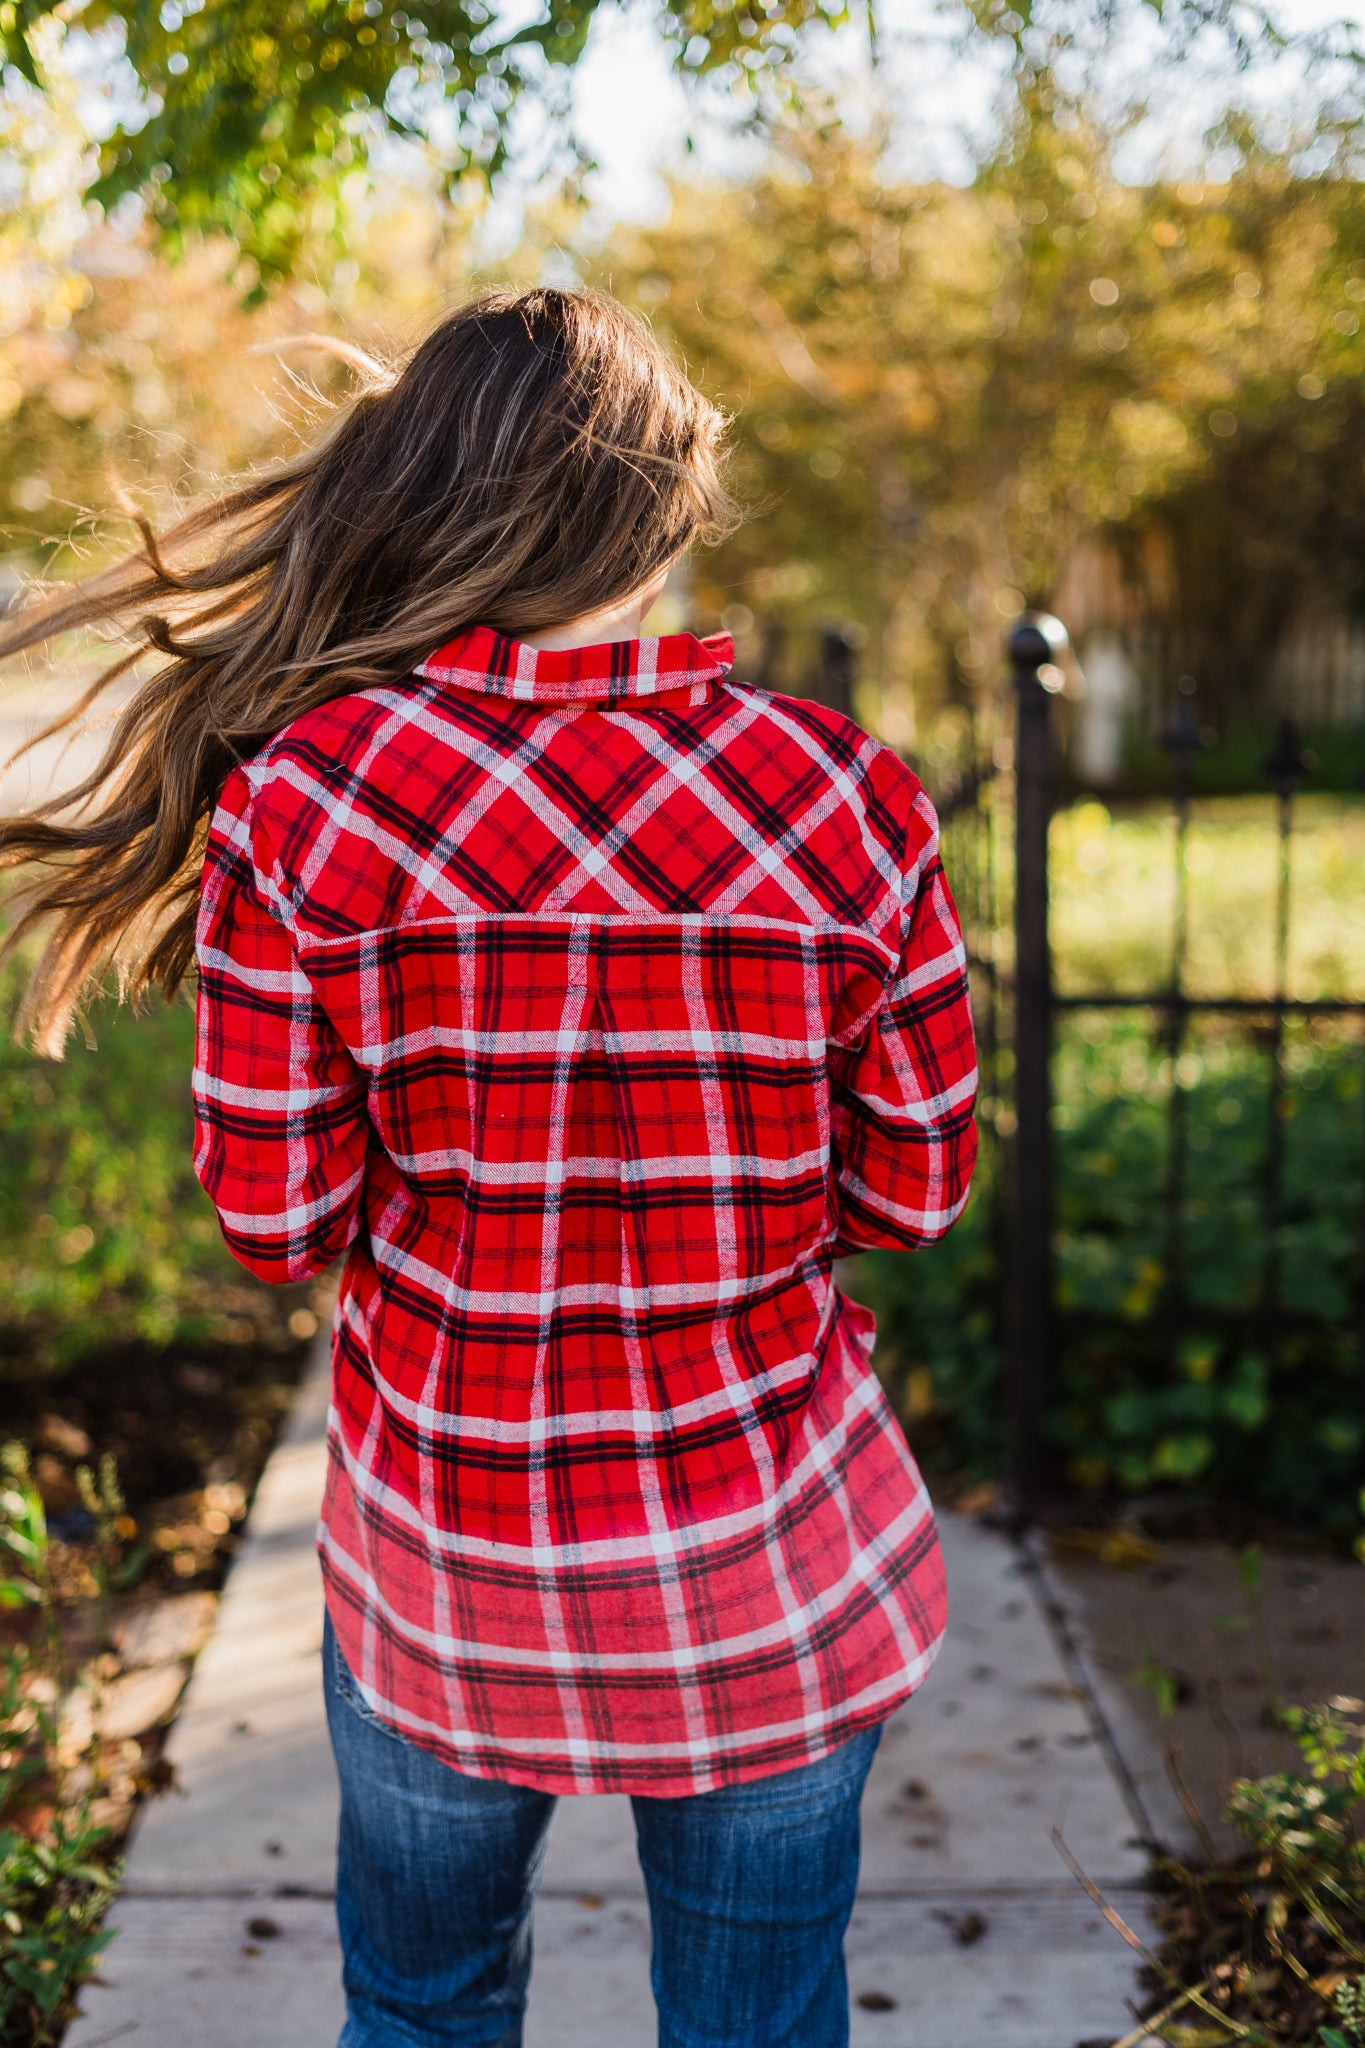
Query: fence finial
1008 611 1069 695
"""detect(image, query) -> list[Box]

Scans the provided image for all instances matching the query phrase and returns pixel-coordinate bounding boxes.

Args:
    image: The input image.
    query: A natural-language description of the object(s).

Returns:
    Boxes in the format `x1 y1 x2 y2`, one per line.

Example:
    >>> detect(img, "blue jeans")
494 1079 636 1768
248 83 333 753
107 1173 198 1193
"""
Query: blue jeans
322 1617 881 2048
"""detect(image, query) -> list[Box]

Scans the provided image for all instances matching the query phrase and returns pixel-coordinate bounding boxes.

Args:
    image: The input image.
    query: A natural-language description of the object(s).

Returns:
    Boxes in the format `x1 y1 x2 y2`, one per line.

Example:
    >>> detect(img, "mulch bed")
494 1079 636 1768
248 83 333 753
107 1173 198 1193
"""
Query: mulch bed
1131 1864 1364 2045
1042 1518 1364 2046
1 1305 318 1850
1043 1524 1364 1859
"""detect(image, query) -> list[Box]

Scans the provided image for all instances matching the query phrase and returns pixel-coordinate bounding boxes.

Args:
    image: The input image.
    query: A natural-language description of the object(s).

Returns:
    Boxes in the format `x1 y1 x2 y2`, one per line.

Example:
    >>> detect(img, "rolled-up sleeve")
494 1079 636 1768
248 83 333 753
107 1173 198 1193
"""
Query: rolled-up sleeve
829 790 978 1253
193 770 369 1282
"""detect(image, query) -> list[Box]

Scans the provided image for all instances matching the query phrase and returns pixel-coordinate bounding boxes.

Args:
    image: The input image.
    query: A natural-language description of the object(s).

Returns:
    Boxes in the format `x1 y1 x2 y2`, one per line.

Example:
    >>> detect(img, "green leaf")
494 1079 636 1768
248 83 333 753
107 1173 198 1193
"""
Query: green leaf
1238 1545 1263 1600
1133 1640 1182 1720
109 1543 149 1591
1152 1431 1214 1481
0 2 41 86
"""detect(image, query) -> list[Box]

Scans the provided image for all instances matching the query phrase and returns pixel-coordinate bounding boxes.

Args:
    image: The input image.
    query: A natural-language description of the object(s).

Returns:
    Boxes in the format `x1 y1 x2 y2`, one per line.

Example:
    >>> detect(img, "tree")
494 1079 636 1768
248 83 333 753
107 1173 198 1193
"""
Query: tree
0 0 1354 279
0 164 489 558
0 0 843 279
600 107 1365 740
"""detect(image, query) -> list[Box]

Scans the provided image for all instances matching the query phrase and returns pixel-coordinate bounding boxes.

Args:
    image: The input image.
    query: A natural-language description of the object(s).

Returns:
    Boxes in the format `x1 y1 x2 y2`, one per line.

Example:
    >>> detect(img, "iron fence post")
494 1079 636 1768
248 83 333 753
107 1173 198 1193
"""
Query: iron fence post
1007 613 1066 1515
1157 676 1208 1330
1262 714 1309 1330
818 627 858 722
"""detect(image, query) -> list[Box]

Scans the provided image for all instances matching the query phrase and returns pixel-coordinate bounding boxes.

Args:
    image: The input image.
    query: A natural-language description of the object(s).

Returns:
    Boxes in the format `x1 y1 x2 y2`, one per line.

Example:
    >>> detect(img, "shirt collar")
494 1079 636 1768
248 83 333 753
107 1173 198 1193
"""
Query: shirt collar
416 625 735 706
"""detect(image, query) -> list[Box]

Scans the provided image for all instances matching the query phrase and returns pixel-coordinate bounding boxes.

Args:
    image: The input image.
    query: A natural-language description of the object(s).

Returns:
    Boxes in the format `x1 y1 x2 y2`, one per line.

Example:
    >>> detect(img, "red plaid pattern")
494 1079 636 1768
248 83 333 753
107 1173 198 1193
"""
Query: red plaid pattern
193 626 978 1794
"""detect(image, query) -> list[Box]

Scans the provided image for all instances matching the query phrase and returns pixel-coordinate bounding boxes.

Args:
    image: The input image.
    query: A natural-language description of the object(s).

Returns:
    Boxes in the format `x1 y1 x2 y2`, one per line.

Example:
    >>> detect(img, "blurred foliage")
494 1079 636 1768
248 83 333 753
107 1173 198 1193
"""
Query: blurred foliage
0 123 481 556
0 0 817 282
1117 724 1365 801
5 20 1365 736
0 965 273 1374
1049 1020 1363 1520
0 1 1339 280
0 1445 119 2048
860 797 1365 1534
865 1029 1365 1529
1049 797 1365 1003
605 107 1365 737
961 0 1340 61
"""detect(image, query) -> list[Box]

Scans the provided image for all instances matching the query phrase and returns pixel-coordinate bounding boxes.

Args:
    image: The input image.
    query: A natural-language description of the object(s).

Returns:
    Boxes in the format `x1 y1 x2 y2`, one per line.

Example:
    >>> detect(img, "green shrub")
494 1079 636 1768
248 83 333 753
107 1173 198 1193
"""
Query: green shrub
0 980 252 1374
0 1816 117 2048
1228 1700 1365 1904
1141 1693 1364 2045
856 1180 1004 1483
1321 1978 1365 2048
859 1016 1365 1530
1226 1699 1365 2047
0 1444 119 2048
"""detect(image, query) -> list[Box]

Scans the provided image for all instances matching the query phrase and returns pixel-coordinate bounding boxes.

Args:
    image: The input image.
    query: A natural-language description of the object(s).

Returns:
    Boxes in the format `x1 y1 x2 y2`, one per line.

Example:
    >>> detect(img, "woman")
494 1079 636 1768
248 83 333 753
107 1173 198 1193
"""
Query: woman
1 289 977 2048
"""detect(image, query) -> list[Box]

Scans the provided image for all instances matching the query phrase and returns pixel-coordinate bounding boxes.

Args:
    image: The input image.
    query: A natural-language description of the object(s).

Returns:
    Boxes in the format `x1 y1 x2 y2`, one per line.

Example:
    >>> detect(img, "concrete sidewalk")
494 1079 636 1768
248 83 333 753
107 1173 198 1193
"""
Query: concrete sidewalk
67 1347 1173 2048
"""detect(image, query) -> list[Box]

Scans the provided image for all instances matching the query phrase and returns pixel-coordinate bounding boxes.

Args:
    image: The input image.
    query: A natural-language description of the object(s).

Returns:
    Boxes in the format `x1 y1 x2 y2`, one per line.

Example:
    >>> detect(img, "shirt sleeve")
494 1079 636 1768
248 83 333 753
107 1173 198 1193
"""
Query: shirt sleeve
828 788 979 1254
192 769 369 1283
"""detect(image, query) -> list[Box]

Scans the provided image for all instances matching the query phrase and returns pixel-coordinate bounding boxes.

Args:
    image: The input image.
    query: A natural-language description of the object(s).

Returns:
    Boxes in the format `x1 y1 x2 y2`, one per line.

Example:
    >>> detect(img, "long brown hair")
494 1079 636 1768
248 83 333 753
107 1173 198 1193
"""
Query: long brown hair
0 288 736 1052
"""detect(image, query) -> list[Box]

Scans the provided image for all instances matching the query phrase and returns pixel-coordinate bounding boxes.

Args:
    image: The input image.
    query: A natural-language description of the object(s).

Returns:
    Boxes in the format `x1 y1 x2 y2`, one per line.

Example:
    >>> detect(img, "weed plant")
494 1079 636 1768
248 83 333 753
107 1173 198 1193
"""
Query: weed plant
0 1446 122 2047
1134 1538 1365 2046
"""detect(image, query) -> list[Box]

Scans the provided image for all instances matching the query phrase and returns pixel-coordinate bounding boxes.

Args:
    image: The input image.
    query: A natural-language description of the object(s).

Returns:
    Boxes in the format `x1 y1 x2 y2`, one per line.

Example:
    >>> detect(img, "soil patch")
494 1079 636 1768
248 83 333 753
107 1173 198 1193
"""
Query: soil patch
1047 1531 1364 1859
2 1317 318 1854
3 1323 314 1552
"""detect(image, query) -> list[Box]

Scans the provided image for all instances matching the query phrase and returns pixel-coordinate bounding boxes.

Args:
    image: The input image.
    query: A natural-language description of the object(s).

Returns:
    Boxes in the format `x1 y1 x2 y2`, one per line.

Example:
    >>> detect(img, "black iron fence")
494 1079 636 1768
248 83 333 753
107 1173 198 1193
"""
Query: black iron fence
933 616 1365 1517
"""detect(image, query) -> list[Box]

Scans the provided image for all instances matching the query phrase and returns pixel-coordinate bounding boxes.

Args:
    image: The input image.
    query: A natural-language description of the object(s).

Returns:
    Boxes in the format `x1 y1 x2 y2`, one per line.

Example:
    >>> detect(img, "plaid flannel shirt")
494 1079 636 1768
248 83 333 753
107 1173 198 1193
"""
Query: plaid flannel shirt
193 626 978 1795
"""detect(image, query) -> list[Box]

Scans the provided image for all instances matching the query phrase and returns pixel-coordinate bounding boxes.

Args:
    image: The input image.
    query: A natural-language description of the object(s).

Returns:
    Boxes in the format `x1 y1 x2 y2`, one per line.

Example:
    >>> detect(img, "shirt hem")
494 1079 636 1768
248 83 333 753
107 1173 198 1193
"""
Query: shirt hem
318 1574 940 1798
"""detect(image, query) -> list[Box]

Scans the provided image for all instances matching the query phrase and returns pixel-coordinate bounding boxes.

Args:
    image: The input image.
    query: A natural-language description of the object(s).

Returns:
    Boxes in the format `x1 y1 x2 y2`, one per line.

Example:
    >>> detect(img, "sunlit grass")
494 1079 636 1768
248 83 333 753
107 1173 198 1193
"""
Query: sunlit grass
1050 795 1365 1002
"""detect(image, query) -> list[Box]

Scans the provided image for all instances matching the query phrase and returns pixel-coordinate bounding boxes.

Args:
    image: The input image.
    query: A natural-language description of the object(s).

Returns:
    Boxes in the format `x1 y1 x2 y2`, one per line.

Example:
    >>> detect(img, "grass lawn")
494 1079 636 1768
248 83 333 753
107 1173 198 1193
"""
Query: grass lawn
1050 794 1365 1003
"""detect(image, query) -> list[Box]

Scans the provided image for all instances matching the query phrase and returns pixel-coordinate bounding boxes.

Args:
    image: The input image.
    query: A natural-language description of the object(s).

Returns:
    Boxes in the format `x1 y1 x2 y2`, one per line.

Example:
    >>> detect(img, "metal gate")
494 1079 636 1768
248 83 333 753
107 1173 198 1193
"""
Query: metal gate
933 616 1365 1515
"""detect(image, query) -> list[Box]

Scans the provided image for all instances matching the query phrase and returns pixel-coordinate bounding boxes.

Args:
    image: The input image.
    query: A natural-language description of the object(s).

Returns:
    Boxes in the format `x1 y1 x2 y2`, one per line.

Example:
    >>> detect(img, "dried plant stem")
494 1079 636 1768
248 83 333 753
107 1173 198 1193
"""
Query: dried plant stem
1106 1980 1200 2048
1291 1881 1365 1965
1050 1826 1269 2044
1162 1738 1223 1869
